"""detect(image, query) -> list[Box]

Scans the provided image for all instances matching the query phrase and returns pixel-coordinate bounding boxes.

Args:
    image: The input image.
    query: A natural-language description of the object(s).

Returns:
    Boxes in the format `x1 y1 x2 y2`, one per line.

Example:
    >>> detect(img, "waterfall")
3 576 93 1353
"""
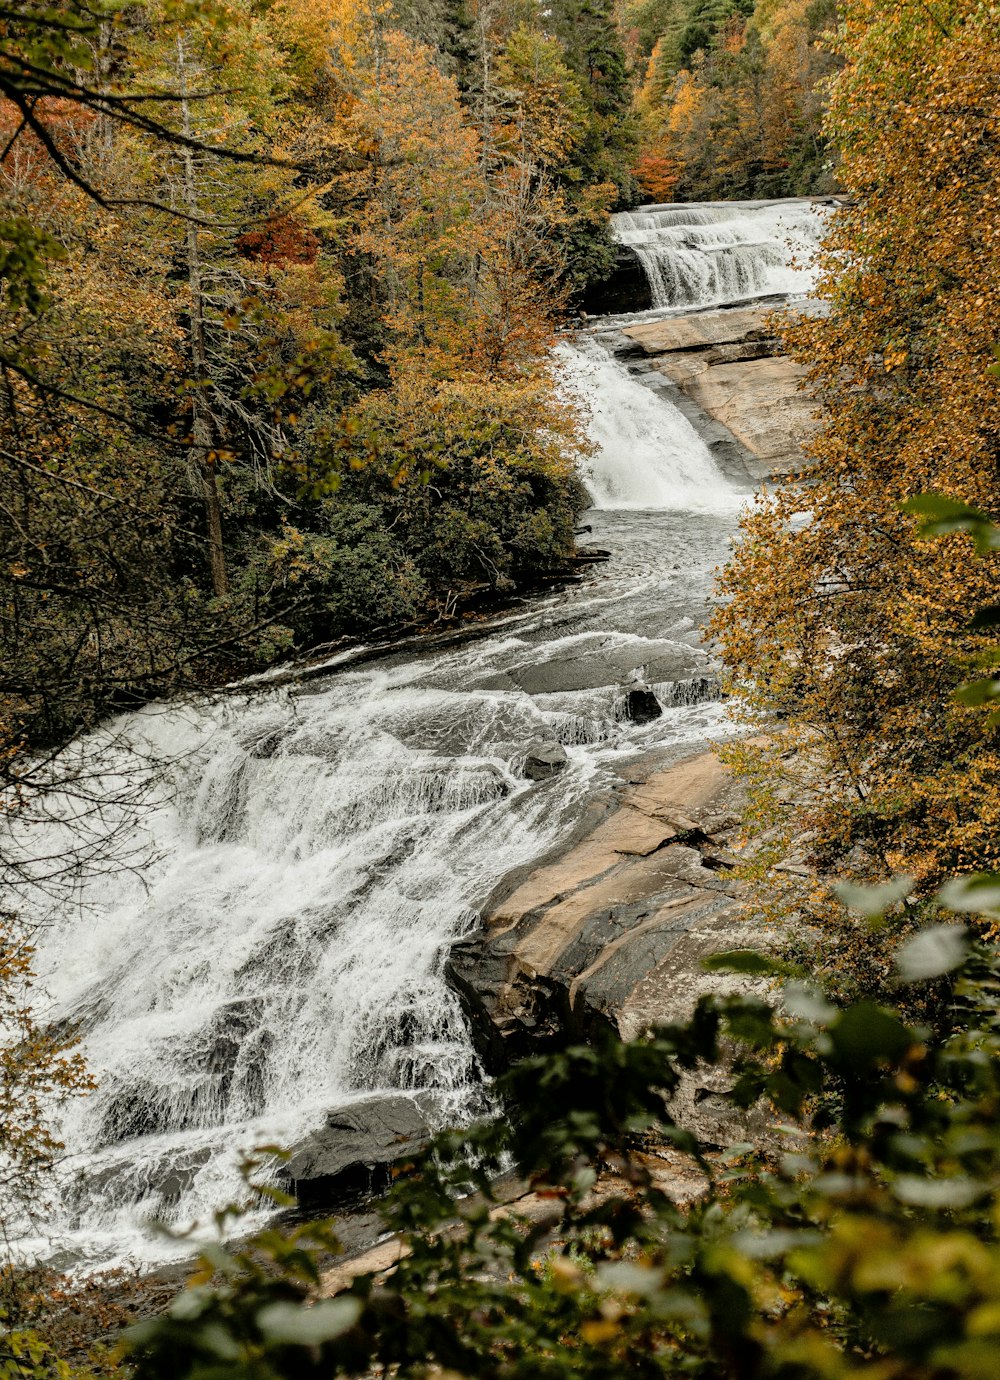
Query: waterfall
613 198 824 311
7 330 743 1274
12 679 604 1269
554 337 743 513
12 641 732 1270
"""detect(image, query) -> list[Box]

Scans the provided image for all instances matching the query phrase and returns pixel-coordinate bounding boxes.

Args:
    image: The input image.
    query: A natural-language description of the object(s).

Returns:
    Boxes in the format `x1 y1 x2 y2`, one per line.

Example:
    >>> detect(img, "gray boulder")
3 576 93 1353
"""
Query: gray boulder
286 1091 441 1210
523 741 569 781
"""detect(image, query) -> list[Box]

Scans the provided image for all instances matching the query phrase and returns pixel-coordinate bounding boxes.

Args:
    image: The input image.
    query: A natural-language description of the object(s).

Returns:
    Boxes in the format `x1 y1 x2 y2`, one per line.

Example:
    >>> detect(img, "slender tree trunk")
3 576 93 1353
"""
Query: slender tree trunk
94 22 116 158
476 1 496 173
177 34 228 598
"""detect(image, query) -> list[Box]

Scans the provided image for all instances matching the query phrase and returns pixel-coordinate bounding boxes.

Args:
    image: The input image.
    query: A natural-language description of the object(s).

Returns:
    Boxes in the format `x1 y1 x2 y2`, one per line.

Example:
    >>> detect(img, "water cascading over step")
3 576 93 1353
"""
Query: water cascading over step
612 198 825 312
9 308 745 1274
13 680 609 1269
554 337 742 512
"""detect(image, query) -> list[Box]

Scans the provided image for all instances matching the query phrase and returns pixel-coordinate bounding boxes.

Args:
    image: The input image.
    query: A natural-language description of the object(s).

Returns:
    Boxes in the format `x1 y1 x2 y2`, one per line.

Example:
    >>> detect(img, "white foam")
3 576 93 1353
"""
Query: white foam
613 199 824 311
554 337 742 513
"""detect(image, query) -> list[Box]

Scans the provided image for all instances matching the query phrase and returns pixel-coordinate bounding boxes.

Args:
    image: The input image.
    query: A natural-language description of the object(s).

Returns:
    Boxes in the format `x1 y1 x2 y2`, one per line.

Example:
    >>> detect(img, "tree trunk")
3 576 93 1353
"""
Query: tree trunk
177 33 228 598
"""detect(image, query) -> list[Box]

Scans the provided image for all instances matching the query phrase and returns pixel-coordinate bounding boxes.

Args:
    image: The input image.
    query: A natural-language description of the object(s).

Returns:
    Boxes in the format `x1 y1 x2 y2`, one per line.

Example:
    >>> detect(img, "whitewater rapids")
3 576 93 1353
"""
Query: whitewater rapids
4 195 820 1272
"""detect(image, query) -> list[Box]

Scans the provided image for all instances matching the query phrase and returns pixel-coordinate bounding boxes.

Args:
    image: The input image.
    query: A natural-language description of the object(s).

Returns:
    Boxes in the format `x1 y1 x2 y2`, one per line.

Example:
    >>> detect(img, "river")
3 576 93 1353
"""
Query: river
8 199 823 1272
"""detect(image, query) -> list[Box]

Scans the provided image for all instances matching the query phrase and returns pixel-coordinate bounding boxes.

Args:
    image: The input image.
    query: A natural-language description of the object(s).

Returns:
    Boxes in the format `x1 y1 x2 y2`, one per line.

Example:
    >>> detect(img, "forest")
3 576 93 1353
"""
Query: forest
2 0 1000 1377
0 0 842 774
0 0 637 781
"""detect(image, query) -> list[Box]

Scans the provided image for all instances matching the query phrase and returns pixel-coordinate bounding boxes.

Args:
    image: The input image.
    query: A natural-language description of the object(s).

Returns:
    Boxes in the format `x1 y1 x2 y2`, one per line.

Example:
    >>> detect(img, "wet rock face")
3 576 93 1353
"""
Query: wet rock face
522 741 569 780
446 749 766 1147
284 1092 442 1211
625 686 662 724
582 247 653 316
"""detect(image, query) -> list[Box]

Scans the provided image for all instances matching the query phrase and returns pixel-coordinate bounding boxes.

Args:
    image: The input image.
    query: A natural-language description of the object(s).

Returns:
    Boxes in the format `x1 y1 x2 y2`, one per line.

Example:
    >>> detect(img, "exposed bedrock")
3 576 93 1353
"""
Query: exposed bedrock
446 749 768 1146
284 1092 444 1210
620 302 827 479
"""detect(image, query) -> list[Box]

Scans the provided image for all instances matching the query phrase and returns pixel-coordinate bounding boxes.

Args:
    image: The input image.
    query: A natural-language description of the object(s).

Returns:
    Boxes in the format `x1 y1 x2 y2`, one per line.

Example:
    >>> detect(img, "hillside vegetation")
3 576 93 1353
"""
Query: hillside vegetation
625 0 841 200
0 0 636 780
3 2 1000 1377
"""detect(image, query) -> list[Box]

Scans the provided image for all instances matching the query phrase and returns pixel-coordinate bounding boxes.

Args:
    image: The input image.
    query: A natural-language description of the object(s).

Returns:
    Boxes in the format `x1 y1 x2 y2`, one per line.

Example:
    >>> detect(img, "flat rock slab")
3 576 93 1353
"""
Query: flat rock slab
624 305 777 354
504 645 703 696
446 748 771 1145
680 357 820 478
448 748 753 1062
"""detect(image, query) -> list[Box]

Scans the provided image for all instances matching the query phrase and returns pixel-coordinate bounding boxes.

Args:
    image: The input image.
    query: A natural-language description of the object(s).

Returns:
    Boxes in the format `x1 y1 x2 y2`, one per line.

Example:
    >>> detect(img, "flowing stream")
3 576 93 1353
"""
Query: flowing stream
7 200 820 1272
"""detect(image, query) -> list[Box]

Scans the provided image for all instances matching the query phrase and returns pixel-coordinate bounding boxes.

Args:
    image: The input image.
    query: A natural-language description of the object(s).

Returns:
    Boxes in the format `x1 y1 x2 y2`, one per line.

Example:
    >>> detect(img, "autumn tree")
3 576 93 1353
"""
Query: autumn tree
632 0 838 201
0 0 352 784
545 0 639 210
289 12 588 603
0 913 94 1238
712 0 1000 995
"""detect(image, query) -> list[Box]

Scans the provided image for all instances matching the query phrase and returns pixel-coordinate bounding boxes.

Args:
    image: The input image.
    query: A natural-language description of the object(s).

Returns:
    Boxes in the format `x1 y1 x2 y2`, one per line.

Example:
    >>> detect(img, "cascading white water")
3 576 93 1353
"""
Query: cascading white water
13 674 605 1269
554 337 742 512
7 327 746 1272
613 198 824 311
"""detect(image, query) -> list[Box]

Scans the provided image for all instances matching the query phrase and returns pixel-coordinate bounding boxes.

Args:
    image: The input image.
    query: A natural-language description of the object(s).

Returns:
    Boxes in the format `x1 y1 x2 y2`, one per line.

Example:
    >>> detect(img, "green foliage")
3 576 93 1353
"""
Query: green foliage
0 1323 89 1380
119 883 1000 1380
903 494 1000 556
125 1174 367 1380
544 0 640 215
0 219 62 312
249 503 427 642
633 0 840 201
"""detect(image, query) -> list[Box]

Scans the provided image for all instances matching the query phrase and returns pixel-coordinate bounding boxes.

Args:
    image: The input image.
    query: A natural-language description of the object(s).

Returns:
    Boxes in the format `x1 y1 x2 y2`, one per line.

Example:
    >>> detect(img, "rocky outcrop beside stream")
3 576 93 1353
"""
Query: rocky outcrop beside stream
285 1092 442 1209
620 303 825 479
447 748 767 1145
583 246 654 315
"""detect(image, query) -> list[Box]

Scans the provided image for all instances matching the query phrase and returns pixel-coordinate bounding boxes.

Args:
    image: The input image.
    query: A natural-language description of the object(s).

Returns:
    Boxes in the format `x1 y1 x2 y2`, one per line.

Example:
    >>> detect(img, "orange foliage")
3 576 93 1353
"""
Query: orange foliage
236 213 320 265
632 151 681 201
1 911 94 1211
713 0 1000 991
0 95 95 214
634 1 838 199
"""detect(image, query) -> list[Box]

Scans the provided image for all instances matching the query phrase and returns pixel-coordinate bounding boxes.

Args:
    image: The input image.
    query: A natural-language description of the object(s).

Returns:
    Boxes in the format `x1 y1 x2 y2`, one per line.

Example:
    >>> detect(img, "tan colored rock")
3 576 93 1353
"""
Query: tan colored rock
449 748 754 1086
488 837 630 934
588 806 677 856
681 356 819 476
511 850 698 978
653 352 706 385
488 807 678 935
623 305 774 354
623 752 731 820
620 302 822 480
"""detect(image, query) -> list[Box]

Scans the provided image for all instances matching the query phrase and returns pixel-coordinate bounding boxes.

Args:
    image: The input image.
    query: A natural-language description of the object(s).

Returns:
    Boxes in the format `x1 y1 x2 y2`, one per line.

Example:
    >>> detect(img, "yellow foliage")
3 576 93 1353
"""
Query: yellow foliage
713 0 1000 991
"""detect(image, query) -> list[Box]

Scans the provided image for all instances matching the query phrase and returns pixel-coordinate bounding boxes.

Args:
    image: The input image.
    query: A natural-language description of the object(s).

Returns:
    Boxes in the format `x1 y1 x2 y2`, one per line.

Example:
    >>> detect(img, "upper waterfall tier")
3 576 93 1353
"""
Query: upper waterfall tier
612 198 825 312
